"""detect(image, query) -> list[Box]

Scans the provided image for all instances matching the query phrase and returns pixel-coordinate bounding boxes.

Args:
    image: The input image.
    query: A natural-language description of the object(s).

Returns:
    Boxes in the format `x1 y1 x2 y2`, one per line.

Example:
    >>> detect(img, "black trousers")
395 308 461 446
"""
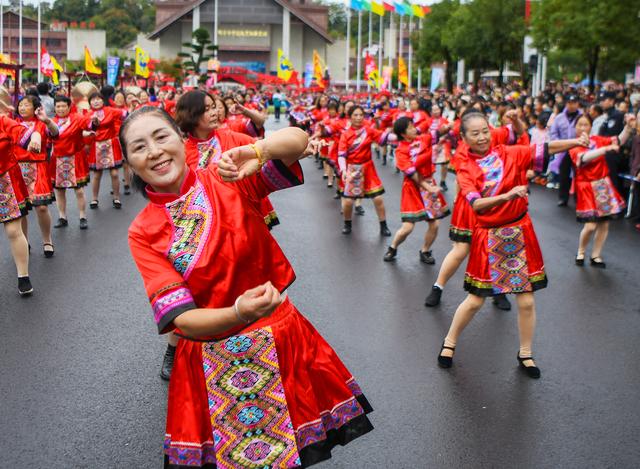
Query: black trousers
274 105 281 120
558 152 573 202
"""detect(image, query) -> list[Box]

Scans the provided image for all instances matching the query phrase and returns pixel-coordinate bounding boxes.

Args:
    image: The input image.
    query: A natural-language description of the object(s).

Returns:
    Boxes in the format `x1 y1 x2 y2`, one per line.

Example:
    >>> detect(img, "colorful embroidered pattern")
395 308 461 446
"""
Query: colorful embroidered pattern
164 437 217 467
55 156 77 188
295 396 366 450
95 140 115 170
0 171 22 222
197 136 222 169
201 327 301 469
477 151 503 197
591 177 624 218
261 161 299 192
343 164 364 198
420 187 448 219
164 181 212 279
19 162 37 198
151 286 195 325
487 226 531 294
348 128 367 154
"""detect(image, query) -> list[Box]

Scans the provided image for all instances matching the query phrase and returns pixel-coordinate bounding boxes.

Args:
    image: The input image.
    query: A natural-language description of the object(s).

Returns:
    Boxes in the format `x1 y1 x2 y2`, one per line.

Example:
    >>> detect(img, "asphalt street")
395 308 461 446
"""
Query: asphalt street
1 117 639 469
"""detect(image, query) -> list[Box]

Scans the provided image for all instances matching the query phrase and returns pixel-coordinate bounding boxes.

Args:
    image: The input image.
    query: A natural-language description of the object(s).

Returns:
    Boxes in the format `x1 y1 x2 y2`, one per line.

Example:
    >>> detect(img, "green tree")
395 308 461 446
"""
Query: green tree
530 0 640 91
178 28 216 74
416 0 460 91
446 0 526 84
90 8 138 48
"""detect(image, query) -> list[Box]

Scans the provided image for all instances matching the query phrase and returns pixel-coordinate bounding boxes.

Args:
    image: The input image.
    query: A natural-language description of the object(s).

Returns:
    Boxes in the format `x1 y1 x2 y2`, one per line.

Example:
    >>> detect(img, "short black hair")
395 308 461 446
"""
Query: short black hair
175 90 216 135
54 95 71 106
393 116 412 140
36 82 50 95
347 105 364 117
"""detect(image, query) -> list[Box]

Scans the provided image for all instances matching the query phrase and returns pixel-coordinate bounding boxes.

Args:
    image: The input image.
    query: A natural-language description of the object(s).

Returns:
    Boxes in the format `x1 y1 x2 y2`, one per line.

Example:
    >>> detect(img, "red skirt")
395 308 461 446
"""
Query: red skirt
51 151 90 189
164 299 373 468
259 197 279 230
575 176 625 222
449 192 475 243
89 137 123 171
19 161 53 206
464 214 547 297
342 160 384 199
0 164 30 223
400 177 450 222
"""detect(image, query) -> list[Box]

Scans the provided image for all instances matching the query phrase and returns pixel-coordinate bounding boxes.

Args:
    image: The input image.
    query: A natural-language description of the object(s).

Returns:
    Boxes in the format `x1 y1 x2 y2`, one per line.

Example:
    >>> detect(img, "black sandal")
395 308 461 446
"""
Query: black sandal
590 257 606 269
438 342 456 368
517 354 541 379
89 200 99 209
124 185 131 195
112 199 122 209
575 254 585 266
43 243 55 258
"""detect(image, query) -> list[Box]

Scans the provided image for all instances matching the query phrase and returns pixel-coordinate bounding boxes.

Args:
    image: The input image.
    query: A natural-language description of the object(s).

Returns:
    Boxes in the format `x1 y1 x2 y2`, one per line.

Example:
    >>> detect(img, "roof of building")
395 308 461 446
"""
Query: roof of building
148 0 333 44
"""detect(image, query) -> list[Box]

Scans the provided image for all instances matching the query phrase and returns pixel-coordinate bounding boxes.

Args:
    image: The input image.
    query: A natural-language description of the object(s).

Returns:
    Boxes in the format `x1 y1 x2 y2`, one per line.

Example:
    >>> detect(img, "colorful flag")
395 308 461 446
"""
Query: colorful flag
50 55 64 85
382 66 393 90
40 47 54 78
313 50 325 89
277 48 294 81
394 1 409 16
107 56 120 86
304 62 313 88
365 53 381 89
422 6 432 15
398 56 408 87
383 2 395 12
371 1 385 16
84 46 102 74
350 0 365 11
135 46 150 78
412 5 425 18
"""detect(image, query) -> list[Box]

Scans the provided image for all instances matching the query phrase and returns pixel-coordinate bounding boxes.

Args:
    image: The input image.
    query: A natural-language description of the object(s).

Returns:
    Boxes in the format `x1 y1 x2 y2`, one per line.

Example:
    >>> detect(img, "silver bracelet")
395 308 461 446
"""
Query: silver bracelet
233 296 252 324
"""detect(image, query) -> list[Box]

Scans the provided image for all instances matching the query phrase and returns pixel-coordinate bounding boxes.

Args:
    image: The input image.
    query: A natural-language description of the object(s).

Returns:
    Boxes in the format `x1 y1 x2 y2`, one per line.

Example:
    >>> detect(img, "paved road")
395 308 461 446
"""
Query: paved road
1 118 639 468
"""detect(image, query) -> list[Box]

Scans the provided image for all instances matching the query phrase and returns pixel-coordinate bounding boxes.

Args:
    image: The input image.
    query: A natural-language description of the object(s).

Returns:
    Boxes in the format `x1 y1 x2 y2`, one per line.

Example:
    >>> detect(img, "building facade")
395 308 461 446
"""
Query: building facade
150 0 332 74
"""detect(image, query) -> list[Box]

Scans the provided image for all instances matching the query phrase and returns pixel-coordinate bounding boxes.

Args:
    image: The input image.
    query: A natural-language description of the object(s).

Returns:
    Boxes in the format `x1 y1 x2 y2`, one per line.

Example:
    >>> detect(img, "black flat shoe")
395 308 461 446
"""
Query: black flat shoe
54 217 68 228
355 205 365 216
341 221 352 235
440 181 448 192
89 200 99 209
160 345 176 381
18 276 33 297
79 218 89 230
590 257 606 269
380 223 391 237
383 246 397 262
492 294 512 311
419 250 435 264
323 174 328 179
43 243 55 258
438 342 455 368
517 354 541 379
575 255 585 266
333 192 341 200
124 185 131 195
112 199 122 209
425 285 442 307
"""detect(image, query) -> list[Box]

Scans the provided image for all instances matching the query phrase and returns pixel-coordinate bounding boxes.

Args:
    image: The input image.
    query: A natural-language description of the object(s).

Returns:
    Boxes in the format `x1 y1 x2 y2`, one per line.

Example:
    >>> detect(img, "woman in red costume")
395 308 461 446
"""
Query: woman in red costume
338 105 392 236
428 103 452 191
384 117 449 264
311 100 340 188
15 95 59 257
222 95 266 139
86 92 126 209
409 98 431 134
50 95 97 230
570 113 635 268
0 100 40 295
436 112 586 379
124 107 372 468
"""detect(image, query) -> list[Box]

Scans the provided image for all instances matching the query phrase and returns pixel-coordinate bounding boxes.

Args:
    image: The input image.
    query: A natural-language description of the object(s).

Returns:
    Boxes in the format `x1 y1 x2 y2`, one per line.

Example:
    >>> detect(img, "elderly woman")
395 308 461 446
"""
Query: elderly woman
123 107 372 468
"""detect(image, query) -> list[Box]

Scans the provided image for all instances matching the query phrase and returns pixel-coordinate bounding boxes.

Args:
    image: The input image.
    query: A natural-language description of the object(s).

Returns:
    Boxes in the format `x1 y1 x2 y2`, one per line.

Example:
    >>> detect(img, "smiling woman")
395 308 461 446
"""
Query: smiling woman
121 106 374 468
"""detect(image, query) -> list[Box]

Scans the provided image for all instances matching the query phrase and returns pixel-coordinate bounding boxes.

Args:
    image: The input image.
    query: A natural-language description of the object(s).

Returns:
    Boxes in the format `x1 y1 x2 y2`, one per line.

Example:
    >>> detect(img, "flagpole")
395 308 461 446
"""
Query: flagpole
18 0 22 83
37 0 42 82
378 12 383 86
398 13 403 90
417 18 421 91
356 9 362 92
367 10 372 92
387 11 393 68
1 1 4 56
345 5 351 90
408 14 412 91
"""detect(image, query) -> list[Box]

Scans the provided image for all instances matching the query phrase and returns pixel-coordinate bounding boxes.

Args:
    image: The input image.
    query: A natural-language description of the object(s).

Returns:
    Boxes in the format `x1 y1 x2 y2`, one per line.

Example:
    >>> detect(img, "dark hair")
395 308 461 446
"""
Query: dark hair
460 109 488 136
25 87 39 98
36 82 50 95
88 91 103 104
327 101 339 112
54 95 71 106
577 113 593 125
18 95 41 113
393 116 412 140
175 90 215 135
347 105 364 117
101 85 115 102
536 111 551 127
118 106 184 198
590 104 603 115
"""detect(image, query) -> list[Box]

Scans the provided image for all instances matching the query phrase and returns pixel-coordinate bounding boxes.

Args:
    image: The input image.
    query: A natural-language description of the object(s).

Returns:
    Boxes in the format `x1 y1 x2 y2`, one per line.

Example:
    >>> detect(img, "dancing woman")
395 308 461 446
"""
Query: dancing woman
15 96 59 257
383 117 450 264
338 105 391 236
123 107 372 468
570 113 635 267
436 112 585 379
